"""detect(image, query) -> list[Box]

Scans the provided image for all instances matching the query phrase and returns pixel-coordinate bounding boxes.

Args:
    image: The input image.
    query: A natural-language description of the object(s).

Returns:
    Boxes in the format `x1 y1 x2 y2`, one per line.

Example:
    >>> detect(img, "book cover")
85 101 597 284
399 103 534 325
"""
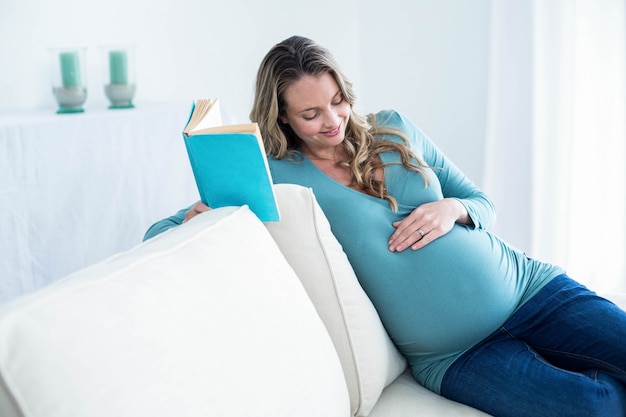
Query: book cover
182 99 280 222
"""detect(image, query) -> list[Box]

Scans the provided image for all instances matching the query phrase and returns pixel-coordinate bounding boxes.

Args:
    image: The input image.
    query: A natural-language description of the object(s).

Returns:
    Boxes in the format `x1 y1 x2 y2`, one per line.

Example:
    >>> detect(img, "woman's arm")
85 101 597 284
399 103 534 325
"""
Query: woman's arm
403 111 496 230
385 111 496 252
142 202 211 241
143 208 187 241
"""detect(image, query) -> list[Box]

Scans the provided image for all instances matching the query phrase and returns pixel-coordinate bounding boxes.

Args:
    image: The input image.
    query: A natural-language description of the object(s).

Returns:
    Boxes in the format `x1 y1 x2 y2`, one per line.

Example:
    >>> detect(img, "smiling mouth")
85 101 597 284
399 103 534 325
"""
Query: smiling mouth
324 123 342 136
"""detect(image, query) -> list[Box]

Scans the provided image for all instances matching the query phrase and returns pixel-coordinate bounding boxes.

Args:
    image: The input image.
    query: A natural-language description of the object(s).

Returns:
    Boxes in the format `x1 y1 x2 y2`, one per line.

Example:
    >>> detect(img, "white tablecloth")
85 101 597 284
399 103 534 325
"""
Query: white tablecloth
0 105 200 303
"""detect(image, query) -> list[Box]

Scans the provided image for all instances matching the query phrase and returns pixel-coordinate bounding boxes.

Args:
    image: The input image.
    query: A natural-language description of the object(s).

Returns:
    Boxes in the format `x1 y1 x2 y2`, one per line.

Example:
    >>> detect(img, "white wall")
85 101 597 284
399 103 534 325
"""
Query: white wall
0 0 491 183
358 0 491 184
0 0 361 122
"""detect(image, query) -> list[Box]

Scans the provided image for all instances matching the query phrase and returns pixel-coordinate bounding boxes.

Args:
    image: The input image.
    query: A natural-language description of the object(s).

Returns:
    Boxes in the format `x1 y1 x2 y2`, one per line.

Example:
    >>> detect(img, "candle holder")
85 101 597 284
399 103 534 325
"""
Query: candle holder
50 47 87 114
101 45 136 109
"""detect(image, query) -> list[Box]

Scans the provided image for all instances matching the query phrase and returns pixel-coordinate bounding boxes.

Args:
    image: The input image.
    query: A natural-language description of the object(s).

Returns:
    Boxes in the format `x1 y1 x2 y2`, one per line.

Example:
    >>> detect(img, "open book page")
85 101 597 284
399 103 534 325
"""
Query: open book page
191 122 259 135
184 98 222 135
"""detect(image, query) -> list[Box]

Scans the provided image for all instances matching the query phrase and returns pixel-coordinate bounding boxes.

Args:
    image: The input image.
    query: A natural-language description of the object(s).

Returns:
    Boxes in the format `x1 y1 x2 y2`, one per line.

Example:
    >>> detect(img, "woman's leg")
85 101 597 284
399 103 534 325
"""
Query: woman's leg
441 332 626 417
441 275 626 417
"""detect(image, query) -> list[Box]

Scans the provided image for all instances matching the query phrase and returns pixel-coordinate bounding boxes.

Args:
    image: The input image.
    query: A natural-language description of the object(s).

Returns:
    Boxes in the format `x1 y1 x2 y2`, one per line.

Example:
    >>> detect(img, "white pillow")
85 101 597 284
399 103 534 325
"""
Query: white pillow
266 184 407 417
0 205 349 417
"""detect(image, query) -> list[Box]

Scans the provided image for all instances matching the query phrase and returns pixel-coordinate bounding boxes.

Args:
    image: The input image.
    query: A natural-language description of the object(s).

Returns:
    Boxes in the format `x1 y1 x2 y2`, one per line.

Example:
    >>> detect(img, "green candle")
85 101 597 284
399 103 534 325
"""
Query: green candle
59 52 82 87
109 50 128 85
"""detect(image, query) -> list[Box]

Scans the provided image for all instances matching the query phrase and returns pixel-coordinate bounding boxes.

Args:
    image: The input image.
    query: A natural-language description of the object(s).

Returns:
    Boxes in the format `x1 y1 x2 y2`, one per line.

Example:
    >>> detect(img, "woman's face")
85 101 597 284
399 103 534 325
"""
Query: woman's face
282 72 351 158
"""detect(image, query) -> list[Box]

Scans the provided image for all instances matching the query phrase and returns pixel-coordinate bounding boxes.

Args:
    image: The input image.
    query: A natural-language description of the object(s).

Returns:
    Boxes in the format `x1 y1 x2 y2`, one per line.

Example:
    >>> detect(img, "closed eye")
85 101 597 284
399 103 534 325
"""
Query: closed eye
331 93 344 106
302 111 319 121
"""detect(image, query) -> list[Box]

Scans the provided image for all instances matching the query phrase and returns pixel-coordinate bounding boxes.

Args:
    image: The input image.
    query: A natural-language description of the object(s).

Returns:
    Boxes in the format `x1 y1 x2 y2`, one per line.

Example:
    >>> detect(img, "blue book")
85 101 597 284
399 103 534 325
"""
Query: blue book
182 99 280 222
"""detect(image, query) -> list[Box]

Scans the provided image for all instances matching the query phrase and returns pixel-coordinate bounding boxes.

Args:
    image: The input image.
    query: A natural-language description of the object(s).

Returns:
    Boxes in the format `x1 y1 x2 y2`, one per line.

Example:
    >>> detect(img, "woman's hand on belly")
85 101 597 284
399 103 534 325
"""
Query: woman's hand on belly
388 198 470 252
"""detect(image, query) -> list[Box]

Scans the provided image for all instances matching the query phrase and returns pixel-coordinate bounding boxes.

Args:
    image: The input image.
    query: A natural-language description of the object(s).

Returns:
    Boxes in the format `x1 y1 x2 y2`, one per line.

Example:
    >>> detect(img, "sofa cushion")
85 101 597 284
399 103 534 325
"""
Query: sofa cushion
369 371 492 417
0 205 349 417
266 184 408 417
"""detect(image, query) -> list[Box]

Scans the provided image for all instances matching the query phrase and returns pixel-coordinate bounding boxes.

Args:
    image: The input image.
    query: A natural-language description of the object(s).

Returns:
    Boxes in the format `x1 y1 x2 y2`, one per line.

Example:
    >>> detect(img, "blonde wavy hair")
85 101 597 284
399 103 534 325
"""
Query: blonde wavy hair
250 35 430 210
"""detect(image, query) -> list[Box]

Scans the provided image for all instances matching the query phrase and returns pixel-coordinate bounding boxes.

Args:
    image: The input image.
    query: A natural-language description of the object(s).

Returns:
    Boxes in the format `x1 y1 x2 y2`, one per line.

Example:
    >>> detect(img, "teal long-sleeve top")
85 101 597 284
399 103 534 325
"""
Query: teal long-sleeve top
143 110 564 393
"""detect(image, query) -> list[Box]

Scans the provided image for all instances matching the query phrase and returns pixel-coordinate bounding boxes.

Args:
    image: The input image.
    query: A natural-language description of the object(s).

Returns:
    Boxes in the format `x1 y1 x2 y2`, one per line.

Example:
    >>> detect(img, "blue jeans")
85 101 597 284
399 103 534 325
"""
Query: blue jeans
440 274 626 417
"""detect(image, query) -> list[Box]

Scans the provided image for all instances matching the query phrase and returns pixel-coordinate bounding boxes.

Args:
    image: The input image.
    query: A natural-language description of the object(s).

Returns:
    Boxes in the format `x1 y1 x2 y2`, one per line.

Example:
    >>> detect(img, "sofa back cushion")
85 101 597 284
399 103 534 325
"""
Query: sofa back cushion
0 205 349 417
266 184 407 417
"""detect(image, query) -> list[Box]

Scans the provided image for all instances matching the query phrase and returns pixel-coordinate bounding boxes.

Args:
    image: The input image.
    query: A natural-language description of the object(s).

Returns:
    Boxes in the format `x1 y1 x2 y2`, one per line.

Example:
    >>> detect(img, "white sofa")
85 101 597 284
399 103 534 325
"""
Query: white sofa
1 184 623 417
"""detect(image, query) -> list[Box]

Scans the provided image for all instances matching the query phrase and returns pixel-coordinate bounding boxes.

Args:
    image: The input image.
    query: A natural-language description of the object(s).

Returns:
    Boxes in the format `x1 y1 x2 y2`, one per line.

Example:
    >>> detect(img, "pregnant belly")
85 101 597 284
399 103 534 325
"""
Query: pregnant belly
349 225 522 355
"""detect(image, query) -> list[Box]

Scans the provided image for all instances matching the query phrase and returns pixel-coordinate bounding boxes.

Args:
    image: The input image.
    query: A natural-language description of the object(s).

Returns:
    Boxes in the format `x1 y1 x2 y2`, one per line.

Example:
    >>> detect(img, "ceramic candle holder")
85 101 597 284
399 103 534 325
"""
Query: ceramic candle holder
102 45 136 109
51 47 87 113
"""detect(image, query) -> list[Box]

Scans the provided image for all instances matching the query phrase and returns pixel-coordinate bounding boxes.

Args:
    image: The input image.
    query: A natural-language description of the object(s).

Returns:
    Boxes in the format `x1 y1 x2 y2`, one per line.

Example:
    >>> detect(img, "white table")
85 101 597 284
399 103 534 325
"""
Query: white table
0 105 200 303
